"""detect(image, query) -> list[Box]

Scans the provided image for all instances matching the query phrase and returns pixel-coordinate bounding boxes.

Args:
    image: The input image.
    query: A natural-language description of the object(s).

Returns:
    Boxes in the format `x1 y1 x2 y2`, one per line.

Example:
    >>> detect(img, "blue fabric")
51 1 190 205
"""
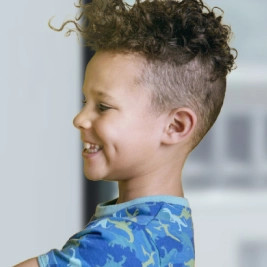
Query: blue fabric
38 195 195 266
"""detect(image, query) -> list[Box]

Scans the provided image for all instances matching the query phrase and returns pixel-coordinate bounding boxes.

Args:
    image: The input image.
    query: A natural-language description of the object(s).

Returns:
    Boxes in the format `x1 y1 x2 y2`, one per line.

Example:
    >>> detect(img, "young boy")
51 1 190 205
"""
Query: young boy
15 0 236 266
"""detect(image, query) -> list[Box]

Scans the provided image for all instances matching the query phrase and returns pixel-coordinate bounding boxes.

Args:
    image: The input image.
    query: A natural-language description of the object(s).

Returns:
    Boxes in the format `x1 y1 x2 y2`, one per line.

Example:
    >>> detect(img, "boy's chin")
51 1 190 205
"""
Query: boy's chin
83 171 112 182
84 173 103 182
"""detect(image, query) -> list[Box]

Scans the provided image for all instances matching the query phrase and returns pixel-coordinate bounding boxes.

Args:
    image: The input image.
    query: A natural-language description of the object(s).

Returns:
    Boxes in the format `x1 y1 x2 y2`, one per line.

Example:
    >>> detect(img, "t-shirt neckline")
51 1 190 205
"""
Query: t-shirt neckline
94 195 190 218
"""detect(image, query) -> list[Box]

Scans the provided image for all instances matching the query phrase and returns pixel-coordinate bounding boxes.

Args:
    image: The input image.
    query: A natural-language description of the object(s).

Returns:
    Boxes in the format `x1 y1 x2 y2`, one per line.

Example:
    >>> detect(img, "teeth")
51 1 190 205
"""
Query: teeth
84 143 91 149
83 142 102 153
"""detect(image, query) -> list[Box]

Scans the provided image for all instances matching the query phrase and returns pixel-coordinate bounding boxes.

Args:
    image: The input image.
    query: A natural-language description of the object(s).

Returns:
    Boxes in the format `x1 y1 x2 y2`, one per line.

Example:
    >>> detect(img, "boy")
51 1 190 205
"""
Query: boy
15 0 236 266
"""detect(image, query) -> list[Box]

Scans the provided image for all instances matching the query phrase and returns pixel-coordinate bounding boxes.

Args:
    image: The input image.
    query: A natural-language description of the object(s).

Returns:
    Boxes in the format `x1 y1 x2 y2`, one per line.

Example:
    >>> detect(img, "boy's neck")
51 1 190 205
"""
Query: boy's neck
117 169 184 204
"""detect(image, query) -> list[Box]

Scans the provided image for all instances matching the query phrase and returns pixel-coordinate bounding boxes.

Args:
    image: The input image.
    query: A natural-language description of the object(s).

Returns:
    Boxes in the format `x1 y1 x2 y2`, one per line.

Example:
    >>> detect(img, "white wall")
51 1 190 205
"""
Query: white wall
0 1 82 266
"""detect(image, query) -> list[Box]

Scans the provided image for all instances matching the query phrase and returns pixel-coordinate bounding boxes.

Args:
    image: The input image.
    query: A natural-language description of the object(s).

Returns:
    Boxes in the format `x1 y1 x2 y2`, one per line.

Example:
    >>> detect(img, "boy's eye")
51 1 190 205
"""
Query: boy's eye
97 103 111 112
82 98 111 112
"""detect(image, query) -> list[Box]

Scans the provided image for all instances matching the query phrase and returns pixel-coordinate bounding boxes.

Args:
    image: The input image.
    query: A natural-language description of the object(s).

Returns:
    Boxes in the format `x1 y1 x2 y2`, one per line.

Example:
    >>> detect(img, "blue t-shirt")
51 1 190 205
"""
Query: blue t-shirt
38 195 195 266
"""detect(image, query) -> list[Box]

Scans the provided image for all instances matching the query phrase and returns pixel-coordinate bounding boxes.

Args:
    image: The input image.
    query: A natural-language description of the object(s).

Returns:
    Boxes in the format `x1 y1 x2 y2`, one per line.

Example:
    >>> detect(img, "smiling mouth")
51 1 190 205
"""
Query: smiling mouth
83 142 102 154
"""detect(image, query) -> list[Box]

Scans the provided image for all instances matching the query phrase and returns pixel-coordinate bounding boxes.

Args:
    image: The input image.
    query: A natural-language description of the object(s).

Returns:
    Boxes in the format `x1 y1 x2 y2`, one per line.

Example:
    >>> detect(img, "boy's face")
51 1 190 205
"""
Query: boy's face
73 51 166 182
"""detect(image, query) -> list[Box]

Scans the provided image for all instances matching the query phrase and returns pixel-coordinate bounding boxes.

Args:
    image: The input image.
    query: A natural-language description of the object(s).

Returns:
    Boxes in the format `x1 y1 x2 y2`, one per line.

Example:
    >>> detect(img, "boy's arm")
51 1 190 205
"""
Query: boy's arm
13 257 39 267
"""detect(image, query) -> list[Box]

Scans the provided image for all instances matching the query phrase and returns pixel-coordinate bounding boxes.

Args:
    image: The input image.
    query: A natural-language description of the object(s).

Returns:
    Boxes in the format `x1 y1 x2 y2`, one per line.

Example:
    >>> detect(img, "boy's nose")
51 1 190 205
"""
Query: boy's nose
73 109 92 130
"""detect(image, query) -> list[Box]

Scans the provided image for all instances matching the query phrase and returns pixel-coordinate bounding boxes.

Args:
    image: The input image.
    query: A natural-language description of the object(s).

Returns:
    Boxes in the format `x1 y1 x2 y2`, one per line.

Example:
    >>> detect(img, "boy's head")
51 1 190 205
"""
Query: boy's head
59 0 236 152
66 0 236 151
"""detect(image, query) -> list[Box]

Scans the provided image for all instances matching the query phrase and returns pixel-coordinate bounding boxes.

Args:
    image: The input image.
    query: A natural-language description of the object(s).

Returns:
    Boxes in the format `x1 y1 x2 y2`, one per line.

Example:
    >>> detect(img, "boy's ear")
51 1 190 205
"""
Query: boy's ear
161 107 197 145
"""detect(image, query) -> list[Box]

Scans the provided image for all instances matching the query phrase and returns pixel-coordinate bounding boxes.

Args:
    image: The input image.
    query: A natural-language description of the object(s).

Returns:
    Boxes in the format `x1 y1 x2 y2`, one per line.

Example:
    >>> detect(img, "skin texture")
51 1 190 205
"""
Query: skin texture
73 51 197 203
13 258 39 267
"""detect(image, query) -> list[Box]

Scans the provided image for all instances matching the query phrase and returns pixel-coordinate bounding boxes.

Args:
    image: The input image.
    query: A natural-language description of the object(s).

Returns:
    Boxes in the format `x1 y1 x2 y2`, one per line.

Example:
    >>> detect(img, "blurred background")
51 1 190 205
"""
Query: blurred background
1 0 266 266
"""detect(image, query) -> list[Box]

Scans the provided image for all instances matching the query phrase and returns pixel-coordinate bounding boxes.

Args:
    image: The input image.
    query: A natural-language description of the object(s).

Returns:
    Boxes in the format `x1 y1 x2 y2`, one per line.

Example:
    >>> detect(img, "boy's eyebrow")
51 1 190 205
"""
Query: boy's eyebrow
83 88 115 100
95 90 113 99
93 89 115 101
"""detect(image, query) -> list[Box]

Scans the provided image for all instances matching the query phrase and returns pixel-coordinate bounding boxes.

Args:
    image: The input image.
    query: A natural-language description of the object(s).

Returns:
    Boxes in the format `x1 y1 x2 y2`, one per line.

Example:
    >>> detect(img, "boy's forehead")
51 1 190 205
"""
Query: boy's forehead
84 51 146 90
81 51 155 110
87 51 145 74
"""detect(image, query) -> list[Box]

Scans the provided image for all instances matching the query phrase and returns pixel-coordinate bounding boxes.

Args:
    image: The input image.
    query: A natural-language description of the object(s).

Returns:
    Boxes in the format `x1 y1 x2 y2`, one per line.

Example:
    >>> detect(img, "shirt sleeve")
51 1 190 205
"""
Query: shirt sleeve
37 219 159 267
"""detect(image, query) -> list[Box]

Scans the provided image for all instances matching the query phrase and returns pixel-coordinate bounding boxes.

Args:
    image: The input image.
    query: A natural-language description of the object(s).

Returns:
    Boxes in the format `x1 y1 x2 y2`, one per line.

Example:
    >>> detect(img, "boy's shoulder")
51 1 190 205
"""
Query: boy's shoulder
38 196 195 267
87 196 194 260
87 196 195 265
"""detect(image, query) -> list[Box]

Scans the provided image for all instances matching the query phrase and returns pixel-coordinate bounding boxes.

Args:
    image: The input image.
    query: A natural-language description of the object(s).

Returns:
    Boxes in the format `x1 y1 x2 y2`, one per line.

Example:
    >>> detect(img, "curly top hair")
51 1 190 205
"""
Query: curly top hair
51 0 237 150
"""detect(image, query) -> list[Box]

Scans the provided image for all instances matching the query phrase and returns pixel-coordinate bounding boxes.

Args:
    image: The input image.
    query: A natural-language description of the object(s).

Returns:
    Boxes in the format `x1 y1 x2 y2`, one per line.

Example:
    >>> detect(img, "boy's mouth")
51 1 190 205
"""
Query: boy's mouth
83 142 102 154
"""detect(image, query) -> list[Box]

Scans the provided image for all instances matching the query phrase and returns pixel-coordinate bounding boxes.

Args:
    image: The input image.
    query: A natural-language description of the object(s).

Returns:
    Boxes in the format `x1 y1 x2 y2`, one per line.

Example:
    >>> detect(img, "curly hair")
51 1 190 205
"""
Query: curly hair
51 0 237 150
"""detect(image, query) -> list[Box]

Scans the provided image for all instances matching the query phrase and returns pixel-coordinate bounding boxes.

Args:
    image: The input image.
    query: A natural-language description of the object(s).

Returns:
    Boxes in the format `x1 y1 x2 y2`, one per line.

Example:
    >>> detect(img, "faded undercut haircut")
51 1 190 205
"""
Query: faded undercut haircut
51 0 237 150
